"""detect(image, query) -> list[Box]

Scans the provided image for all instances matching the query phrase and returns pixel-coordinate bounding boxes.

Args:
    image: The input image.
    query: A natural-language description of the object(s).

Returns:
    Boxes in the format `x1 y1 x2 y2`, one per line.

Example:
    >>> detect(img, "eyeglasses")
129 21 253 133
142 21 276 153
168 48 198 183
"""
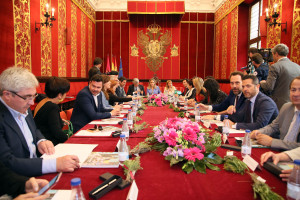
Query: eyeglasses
9 91 38 101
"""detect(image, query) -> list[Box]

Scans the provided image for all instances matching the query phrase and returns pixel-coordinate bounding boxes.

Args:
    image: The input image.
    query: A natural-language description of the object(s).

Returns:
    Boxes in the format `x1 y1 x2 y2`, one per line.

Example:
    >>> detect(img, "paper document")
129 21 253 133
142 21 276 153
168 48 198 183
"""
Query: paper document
123 105 131 109
120 110 129 114
75 126 121 137
47 190 72 200
42 144 97 166
90 118 122 125
229 129 245 134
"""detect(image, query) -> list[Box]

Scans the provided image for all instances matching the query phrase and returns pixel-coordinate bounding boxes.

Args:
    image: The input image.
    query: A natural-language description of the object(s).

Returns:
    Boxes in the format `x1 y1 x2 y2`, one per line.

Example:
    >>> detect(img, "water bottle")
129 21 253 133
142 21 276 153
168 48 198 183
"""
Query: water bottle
184 98 188 111
127 110 133 130
174 95 178 107
241 129 252 158
70 178 86 200
287 159 300 200
118 134 129 164
122 118 129 141
222 115 230 135
194 103 201 122
132 104 137 122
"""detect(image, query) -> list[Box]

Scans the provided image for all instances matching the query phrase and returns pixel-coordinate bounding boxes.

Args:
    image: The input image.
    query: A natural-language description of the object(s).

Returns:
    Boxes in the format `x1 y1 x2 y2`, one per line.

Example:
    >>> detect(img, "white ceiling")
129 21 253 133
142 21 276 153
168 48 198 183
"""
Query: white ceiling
87 0 226 13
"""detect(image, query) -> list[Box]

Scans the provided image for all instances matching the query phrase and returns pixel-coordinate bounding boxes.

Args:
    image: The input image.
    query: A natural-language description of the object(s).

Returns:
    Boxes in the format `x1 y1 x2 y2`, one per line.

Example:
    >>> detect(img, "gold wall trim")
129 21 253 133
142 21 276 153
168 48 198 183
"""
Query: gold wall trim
71 2 77 77
215 0 244 25
290 0 300 64
88 20 93 69
58 0 67 77
71 0 95 23
181 21 214 24
81 14 86 77
127 12 185 14
96 20 130 23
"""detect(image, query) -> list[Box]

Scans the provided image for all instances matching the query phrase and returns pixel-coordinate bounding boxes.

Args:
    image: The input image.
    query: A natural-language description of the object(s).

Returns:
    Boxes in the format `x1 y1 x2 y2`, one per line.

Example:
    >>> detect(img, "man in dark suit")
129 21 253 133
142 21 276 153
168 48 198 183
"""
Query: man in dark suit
116 76 127 97
0 67 80 177
71 74 120 133
251 76 300 150
260 44 300 110
88 57 103 81
200 71 246 121
227 75 278 131
181 79 188 96
0 162 49 199
126 78 145 96
251 53 269 82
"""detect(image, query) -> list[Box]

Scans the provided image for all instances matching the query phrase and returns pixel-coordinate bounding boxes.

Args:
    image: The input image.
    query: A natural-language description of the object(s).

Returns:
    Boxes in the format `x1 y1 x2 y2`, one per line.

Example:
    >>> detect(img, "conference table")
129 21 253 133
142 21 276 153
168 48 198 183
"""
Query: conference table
39 105 287 200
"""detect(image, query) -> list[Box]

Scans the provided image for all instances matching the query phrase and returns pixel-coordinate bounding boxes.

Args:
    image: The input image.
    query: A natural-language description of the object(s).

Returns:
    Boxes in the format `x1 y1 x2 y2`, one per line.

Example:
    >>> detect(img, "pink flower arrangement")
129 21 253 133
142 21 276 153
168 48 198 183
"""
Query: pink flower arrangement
184 147 204 162
147 93 171 107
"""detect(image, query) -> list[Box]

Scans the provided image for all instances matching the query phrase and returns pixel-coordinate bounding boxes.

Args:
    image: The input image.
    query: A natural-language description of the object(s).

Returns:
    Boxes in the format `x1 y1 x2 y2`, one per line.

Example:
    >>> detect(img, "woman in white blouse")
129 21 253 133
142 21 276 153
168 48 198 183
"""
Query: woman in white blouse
164 80 176 96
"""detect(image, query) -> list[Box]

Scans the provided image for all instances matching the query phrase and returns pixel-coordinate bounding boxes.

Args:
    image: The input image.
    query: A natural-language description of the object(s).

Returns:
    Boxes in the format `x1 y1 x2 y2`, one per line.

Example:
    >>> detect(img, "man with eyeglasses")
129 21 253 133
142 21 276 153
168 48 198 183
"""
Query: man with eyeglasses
0 67 80 177
251 76 300 150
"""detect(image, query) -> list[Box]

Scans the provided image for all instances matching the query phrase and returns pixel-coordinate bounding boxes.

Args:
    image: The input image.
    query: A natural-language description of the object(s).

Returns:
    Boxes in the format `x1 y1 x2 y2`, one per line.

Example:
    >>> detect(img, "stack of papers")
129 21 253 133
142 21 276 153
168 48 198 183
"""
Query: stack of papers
90 118 122 125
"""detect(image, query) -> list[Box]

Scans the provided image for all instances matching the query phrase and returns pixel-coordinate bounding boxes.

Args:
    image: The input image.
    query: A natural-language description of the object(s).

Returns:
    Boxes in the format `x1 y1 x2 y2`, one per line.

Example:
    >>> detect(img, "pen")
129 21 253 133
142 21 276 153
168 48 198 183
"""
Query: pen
92 179 117 195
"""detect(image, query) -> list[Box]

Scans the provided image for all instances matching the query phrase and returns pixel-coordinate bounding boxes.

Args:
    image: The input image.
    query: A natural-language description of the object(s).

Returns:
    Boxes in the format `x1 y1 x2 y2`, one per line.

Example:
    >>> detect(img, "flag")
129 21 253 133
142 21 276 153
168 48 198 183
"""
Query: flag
106 54 111 73
118 57 123 78
114 56 118 72
111 55 115 71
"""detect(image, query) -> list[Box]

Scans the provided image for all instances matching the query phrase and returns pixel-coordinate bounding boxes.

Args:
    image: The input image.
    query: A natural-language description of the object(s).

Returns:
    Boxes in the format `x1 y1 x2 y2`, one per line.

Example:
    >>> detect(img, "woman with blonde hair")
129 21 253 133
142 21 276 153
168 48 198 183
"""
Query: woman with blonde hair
147 78 161 95
192 77 206 102
164 80 176 96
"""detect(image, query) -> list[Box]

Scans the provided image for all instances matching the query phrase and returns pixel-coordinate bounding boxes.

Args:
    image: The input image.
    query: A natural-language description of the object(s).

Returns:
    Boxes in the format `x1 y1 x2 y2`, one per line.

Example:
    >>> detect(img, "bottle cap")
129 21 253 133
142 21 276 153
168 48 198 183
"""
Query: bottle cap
123 118 127 121
294 160 300 165
71 178 81 186
128 109 132 111
224 115 228 118
245 129 251 133
120 134 125 138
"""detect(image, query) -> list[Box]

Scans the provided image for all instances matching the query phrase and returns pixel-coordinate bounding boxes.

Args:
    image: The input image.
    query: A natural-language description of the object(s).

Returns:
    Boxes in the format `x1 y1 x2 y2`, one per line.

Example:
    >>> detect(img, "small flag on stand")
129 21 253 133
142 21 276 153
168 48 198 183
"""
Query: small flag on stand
106 54 111 73
111 55 115 71
119 57 123 78
114 56 118 72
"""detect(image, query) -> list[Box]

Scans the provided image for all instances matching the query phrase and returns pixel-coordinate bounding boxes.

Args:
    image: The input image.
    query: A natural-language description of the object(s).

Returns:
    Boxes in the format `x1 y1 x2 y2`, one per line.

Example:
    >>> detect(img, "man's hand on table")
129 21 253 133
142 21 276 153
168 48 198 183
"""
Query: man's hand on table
250 130 261 139
110 109 120 116
226 105 236 115
56 155 80 172
187 99 195 106
38 140 55 155
256 133 272 146
198 103 208 111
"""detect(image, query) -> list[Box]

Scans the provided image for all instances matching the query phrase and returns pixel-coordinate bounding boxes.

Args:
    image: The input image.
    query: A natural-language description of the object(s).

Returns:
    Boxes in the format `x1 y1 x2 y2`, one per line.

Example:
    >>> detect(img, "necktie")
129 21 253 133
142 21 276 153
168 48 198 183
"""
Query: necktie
234 95 239 107
284 111 300 142
245 100 252 123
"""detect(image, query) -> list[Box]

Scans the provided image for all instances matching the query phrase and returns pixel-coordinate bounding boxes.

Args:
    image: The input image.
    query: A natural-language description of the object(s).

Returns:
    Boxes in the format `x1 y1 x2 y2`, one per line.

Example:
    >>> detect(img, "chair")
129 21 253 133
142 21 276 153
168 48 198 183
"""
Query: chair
60 111 68 130
65 108 73 121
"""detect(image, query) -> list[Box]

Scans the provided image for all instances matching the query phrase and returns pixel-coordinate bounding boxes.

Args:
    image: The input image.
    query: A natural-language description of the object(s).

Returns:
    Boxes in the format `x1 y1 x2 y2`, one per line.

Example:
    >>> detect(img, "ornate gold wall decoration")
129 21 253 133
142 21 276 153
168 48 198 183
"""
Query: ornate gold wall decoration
221 17 228 79
71 0 95 23
170 44 179 57
88 20 93 69
290 0 300 64
230 7 238 73
13 0 31 70
215 0 243 25
130 44 139 57
81 13 86 77
58 0 67 77
267 0 282 49
71 2 77 77
41 0 52 76
138 24 172 73
214 23 220 79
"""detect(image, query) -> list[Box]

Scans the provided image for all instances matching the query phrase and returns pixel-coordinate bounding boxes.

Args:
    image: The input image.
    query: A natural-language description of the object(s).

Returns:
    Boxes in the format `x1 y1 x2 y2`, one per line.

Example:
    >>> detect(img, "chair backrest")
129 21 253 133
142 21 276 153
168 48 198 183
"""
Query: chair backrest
60 111 67 120
65 108 73 120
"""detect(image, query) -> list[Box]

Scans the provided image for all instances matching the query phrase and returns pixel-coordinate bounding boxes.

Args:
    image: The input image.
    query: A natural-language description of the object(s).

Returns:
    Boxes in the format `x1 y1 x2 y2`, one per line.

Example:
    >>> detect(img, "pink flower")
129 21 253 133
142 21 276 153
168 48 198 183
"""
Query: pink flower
164 129 178 146
183 127 198 142
184 147 204 162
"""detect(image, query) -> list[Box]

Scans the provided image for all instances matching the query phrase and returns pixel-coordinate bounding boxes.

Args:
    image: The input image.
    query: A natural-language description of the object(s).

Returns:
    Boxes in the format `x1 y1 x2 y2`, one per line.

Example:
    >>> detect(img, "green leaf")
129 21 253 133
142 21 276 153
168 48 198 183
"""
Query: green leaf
205 162 220 171
170 157 181 166
182 162 194 174
204 154 224 164
194 160 206 173
164 155 173 161
178 112 185 118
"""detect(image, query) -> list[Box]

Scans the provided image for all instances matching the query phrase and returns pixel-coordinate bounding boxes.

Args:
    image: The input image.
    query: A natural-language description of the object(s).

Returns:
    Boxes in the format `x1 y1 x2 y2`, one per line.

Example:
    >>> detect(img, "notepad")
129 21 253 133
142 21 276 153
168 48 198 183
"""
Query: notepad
90 118 122 125
81 152 119 168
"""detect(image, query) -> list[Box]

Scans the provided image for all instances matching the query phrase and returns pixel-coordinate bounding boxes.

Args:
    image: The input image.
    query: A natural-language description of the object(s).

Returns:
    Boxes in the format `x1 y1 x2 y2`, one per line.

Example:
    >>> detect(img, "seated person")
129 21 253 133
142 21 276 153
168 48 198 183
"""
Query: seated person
71 74 120 133
193 77 207 102
100 75 114 111
108 71 118 81
181 79 188 96
260 148 300 181
164 80 176 96
181 80 196 100
0 67 79 177
0 161 49 199
147 78 161 95
250 77 300 150
200 71 246 120
34 77 70 145
201 78 227 105
251 53 269 82
108 80 138 105
226 75 278 131
116 76 127 97
127 78 145 96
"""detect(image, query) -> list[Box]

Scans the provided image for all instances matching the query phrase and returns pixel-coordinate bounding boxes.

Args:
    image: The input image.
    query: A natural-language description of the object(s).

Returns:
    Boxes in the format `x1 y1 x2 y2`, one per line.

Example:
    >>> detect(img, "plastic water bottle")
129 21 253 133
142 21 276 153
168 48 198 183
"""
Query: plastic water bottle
118 134 129 164
287 160 300 200
241 129 252 158
70 178 86 200
127 110 133 130
132 104 137 122
122 118 129 141
222 115 230 135
194 103 201 122
184 98 188 111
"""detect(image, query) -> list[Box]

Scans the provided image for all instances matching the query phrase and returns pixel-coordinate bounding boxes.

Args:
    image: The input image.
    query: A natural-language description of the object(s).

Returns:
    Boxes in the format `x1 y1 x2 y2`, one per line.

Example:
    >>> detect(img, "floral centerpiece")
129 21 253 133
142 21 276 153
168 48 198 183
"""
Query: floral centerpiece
147 93 169 107
146 117 222 174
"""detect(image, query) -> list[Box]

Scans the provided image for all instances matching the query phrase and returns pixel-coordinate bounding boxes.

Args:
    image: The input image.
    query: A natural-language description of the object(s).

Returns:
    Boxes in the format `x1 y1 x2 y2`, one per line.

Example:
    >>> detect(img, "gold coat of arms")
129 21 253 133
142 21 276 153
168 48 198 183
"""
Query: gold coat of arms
138 24 171 72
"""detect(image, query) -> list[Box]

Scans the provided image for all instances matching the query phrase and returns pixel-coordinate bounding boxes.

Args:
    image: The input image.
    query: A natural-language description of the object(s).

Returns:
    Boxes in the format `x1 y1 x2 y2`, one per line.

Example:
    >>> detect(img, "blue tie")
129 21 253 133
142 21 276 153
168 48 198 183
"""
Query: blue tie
284 111 300 142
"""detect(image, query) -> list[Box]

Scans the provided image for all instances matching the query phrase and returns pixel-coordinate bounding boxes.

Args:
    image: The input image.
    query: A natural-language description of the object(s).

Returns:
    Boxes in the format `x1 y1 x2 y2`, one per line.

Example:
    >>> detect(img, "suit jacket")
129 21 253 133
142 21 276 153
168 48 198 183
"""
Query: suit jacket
71 86 111 133
256 62 269 82
0 101 45 177
126 84 145 96
229 92 278 131
285 147 300 161
0 161 28 197
212 90 246 113
182 87 188 96
258 102 300 150
115 86 126 97
260 58 300 109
